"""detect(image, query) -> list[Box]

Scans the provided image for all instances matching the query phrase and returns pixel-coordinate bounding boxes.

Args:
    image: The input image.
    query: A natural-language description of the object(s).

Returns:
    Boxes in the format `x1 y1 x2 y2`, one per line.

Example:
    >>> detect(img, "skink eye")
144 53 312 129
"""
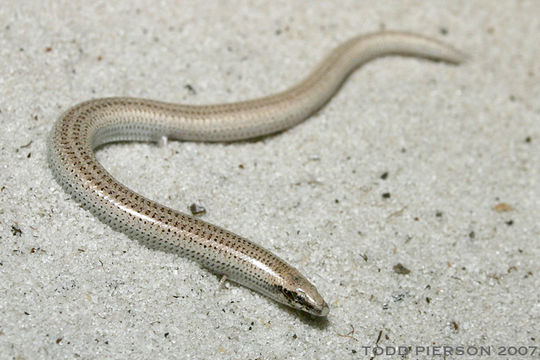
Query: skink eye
281 287 296 302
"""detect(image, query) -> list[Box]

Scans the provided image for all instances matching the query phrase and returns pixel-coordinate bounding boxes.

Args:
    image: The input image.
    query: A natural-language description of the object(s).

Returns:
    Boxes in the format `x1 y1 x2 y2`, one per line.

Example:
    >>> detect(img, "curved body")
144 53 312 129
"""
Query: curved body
48 31 464 316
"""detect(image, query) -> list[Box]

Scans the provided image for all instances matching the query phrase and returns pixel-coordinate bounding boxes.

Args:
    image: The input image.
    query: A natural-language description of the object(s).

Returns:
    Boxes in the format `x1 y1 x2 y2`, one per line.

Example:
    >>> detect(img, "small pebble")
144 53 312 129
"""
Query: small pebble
493 203 513 212
189 203 206 215
393 263 411 275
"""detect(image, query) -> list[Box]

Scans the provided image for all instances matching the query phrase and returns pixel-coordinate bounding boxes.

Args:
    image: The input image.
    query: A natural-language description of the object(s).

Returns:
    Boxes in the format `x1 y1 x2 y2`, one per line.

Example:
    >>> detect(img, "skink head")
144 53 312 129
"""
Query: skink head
276 272 329 317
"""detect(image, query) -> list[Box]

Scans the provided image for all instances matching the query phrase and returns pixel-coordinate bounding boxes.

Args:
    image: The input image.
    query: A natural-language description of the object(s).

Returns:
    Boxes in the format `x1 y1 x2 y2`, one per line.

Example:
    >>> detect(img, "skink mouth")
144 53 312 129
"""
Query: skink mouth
307 300 330 317
303 291 330 317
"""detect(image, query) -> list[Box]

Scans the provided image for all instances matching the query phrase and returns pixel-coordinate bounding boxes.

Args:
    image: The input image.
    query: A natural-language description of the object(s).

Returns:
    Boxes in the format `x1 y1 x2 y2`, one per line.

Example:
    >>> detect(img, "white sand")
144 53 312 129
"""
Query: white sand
1 1 538 359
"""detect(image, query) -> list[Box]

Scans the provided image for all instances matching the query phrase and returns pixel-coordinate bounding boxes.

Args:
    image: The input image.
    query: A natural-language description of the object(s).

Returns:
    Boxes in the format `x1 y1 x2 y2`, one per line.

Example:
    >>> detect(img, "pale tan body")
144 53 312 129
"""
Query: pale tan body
48 32 464 316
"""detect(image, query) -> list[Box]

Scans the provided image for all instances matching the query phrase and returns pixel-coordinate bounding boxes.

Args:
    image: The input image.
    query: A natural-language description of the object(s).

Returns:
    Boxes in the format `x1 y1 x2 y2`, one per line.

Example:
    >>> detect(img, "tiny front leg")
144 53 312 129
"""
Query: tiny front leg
218 275 228 289
157 135 168 147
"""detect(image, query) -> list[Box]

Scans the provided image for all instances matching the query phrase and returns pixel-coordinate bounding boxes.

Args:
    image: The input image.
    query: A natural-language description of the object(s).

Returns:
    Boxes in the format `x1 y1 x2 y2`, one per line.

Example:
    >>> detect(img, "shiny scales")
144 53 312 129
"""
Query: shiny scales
48 31 464 316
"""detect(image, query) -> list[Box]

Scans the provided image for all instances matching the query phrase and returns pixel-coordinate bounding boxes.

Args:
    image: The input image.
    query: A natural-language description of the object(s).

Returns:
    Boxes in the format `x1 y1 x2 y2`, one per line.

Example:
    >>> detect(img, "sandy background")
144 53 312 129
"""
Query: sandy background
1 1 539 359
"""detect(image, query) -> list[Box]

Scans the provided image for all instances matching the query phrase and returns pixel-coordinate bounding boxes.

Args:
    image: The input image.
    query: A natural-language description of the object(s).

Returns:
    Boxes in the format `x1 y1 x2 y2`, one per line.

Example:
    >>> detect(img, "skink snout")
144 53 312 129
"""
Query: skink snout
277 272 329 317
